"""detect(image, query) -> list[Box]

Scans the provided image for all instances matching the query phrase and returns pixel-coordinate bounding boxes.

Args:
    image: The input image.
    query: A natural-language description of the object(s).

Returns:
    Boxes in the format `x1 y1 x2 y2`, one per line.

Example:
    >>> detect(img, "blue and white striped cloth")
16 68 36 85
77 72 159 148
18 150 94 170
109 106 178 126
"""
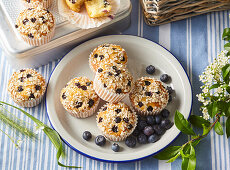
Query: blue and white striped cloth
0 0 230 169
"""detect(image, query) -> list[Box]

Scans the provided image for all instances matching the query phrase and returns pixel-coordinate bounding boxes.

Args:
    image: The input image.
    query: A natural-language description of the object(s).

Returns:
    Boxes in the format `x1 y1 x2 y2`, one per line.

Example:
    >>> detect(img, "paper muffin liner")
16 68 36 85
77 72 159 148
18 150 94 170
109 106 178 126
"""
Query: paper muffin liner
96 104 138 141
129 97 166 116
89 56 97 73
93 74 127 103
65 98 100 118
20 24 55 46
14 94 44 107
21 0 52 9
58 0 120 29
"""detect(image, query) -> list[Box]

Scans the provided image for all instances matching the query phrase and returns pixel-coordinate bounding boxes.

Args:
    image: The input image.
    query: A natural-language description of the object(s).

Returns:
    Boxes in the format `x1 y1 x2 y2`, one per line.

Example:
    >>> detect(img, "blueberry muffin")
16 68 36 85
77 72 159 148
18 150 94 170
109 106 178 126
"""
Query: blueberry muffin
97 102 137 141
60 77 100 118
93 63 133 103
65 0 85 12
15 7 55 46
85 0 112 18
7 69 46 107
89 44 128 73
21 0 52 9
129 77 169 116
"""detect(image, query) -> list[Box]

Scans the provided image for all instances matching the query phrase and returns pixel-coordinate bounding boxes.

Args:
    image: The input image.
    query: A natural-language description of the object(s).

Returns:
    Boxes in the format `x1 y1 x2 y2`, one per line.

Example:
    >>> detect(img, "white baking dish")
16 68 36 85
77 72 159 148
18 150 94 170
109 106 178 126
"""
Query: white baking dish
0 0 131 69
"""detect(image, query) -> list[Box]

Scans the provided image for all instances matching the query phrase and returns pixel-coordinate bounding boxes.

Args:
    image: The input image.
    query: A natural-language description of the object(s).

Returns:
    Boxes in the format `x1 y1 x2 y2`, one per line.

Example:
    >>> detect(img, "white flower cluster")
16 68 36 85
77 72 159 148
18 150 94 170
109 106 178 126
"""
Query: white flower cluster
197 51 230 120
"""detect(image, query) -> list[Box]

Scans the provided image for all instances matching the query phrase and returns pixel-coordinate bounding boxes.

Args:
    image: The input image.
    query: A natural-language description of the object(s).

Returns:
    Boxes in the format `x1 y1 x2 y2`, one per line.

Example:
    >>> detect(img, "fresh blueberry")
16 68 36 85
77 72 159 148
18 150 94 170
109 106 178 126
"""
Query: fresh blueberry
152 125 165 135
132 128 140 137
148 134 161 143
155 115 162 124
168 95 172 102
137 120 148 130
160 74 170 83
161 119 174 130
143 126 154 136
111 143 120 152
161 109 170 118
166 86 173 94
146 115 156 125
137 133 148 144
82 131 92 141
146 65 155 74
95 135 106 146
125 136 136 148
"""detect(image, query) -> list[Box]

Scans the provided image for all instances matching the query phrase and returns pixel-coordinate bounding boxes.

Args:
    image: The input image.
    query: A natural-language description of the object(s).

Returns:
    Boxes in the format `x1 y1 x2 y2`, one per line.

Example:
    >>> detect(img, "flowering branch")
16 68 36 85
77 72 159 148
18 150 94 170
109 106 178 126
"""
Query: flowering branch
154 29 230 170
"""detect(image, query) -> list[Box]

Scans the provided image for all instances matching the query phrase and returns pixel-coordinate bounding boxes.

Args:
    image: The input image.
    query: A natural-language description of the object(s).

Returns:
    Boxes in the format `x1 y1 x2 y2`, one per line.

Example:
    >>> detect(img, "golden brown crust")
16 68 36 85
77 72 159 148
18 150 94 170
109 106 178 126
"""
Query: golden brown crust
129 77 169 115
7 69 46 103
60 77 99 114
15 7 55 39
89 43 128 73
96 102 137 141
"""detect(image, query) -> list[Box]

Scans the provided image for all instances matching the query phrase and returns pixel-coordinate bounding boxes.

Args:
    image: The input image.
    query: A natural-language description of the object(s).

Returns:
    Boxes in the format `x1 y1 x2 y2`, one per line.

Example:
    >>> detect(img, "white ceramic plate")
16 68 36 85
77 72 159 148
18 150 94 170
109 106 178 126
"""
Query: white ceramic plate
46 35 192 162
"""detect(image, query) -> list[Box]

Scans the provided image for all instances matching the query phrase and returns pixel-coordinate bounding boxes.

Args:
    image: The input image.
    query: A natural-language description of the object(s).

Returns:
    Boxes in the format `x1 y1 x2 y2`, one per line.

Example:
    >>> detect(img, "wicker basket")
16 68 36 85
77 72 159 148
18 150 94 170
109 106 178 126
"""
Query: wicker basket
140 0 230 26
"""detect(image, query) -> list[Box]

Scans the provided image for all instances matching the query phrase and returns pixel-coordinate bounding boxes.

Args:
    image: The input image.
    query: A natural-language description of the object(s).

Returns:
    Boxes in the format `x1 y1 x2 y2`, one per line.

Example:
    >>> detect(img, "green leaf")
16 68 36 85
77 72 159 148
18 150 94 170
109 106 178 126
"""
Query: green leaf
225 103 230 117
0 101 81 168
224 43 230 51
222 64 230 83
181 144 196 170
202 124 210 136
214 121 224 135
226 117 230 138
189 115 210 128
226 86 230 94
167 152 181 163
207 102 219 118
209 83 220 90
222 28 230 41
154 146 182 160
174 111 196 135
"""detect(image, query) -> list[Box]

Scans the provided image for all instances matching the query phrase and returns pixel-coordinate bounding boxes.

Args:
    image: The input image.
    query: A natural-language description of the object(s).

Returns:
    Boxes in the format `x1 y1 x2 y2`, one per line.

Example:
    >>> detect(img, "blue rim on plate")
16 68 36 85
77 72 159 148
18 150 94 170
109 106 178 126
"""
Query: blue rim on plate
45 35 193 163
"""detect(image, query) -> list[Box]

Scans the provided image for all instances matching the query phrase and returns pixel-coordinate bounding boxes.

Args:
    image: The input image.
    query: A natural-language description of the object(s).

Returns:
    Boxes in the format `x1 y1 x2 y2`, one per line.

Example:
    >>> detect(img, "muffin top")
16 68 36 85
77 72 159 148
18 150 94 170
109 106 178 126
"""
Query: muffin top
7 69 46 102
89 44 128 72
60 77 99 113
129 77 169 114
15 7 55 39
95 63 133 94
97 102 137 137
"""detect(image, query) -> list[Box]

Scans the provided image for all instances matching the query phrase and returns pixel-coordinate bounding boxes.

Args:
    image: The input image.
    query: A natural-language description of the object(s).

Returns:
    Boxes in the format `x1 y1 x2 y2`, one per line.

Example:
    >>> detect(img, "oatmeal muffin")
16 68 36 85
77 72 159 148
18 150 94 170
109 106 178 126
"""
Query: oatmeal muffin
15 7 55 46
93 63 133 103
21 0 52 9
89 44 128 73
60 77 100 118
85 0 112 18
129 77 169 116
97 102 137 141
65 0 85 12
7 69 46 107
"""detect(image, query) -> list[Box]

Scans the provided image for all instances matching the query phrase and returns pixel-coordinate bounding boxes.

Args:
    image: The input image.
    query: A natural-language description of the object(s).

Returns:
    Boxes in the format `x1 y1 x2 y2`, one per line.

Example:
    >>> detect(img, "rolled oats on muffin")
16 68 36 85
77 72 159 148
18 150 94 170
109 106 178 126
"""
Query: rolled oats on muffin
96 102 137 141
129 77 169 116
60 77 100 118
93 63 133 103
89 44 128 73
7 69 46 107
21 0 52 9
15 7 55 46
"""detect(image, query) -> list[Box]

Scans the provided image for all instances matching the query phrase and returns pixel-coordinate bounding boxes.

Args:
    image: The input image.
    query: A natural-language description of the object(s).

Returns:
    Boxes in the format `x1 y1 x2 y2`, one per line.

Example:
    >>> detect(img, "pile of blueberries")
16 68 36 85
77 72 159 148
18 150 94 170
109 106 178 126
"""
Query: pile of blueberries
125 109 173 148
82 65 174 152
